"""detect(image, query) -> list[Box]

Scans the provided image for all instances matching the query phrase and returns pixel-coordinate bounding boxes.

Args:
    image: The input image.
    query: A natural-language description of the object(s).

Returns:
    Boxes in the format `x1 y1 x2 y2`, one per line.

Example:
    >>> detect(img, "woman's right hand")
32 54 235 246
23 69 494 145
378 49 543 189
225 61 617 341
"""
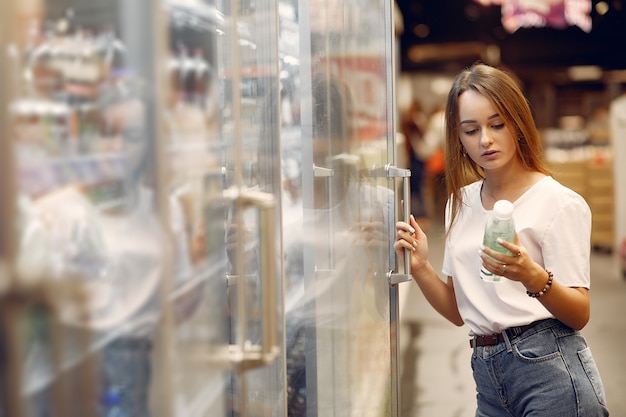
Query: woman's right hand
394 214 429 274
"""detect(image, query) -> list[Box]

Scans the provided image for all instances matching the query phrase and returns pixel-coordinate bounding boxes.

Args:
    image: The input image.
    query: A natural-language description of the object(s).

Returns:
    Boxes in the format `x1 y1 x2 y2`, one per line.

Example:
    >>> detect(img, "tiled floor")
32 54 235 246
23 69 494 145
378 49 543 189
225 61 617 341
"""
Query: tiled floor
398 219 626 416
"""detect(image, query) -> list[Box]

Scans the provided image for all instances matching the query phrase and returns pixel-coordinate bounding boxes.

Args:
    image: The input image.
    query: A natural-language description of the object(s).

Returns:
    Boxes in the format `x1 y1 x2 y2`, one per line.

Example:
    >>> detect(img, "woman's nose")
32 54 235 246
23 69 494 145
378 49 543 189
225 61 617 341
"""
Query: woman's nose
479 128 493 147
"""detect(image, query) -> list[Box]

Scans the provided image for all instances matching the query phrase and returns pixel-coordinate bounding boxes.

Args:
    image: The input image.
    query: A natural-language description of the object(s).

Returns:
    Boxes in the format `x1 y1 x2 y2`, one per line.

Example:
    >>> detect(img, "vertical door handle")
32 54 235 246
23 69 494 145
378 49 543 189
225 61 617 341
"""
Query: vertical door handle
221 187 279 371
382 164 413 285
312 154 360 279
312 164 334 279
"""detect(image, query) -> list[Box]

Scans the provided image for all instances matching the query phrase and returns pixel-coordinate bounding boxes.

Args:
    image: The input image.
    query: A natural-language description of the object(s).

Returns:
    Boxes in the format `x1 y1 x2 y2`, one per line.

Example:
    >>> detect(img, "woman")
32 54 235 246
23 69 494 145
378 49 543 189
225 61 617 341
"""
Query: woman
394 63 609 416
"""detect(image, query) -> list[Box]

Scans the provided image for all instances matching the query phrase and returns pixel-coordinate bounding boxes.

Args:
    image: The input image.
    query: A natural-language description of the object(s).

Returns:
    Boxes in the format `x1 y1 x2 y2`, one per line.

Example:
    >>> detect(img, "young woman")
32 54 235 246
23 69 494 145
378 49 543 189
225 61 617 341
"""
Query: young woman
394 63 609 416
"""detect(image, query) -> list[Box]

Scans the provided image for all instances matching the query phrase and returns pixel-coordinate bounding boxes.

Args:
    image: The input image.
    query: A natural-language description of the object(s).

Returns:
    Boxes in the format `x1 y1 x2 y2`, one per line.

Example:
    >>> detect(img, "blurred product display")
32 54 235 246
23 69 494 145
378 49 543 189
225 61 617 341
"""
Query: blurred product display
0 0 403 416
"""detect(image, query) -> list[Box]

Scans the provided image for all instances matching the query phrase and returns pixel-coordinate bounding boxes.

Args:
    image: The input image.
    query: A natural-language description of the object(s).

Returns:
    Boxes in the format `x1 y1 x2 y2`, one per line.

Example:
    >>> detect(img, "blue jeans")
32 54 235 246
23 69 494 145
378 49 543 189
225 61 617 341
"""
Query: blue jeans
471 319 609 417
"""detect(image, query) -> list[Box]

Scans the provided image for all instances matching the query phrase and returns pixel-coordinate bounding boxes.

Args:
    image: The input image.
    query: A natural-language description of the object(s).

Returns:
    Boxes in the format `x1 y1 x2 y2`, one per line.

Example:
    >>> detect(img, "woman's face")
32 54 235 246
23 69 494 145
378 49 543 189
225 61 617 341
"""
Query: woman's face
457 89 517 172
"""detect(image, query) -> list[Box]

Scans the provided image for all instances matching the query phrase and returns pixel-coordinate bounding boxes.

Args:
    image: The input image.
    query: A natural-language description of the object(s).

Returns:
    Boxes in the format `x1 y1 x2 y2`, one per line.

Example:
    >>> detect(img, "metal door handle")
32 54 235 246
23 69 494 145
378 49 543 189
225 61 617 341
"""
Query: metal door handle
313 163 335 279
377 164 412 285
219 187 279 371
313 153 362 280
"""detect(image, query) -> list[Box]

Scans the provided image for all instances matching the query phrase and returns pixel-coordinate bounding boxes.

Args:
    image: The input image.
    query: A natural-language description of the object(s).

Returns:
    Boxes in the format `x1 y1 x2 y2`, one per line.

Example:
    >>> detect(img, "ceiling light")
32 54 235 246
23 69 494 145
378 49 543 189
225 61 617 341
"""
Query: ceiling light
431 77 453 95
567 65 603 81
595 1 609 15
413 24 430 38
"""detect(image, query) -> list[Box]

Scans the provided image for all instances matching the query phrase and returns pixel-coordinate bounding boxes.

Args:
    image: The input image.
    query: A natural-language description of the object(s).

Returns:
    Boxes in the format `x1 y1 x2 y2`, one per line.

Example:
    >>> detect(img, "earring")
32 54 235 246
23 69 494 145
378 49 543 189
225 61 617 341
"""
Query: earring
461 148 468 157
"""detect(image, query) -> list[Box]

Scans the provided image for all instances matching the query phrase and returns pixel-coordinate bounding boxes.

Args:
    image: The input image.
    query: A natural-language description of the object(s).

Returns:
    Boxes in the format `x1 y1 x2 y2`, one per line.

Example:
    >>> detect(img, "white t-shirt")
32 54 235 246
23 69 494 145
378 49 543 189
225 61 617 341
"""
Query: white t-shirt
442 176 591 335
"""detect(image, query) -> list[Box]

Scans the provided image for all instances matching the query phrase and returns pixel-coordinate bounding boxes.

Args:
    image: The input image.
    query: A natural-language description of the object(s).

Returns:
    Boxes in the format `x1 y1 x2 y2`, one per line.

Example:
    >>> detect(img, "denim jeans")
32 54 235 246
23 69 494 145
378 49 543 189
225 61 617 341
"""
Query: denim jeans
471 319 609 417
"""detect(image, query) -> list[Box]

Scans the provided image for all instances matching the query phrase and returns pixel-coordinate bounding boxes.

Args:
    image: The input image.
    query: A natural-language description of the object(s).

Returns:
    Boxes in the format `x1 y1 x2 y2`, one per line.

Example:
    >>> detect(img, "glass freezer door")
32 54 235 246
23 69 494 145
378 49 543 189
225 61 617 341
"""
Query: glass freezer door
162 0 285 416
279 0 406 413
1 1 176 416
0 0 285 416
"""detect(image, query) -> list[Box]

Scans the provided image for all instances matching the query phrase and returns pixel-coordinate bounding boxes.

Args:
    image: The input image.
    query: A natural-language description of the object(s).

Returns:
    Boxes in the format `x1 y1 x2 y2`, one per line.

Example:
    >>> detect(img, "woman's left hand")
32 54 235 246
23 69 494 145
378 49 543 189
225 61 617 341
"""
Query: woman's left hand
479 235 544 287
480 234 591 330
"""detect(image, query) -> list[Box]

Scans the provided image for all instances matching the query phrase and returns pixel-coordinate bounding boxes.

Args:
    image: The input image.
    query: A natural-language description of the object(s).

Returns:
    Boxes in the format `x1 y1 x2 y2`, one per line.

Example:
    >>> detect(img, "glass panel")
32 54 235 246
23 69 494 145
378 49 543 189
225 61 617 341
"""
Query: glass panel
3 1 168 416
220 0 286 409
164 0 285 415
162 1 229 415
1 0 395 415
2 0 286 416
280 0 396 414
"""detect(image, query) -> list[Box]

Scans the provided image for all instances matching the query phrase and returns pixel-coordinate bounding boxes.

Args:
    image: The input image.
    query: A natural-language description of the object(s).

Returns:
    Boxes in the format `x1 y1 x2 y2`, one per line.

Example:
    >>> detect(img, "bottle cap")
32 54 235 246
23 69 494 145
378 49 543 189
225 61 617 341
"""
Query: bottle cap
493 200 514 220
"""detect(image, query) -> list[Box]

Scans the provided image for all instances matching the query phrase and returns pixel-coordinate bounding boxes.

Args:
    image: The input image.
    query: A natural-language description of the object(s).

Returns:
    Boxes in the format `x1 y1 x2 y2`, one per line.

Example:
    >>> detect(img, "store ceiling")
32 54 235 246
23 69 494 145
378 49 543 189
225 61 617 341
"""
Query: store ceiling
396 0 626 79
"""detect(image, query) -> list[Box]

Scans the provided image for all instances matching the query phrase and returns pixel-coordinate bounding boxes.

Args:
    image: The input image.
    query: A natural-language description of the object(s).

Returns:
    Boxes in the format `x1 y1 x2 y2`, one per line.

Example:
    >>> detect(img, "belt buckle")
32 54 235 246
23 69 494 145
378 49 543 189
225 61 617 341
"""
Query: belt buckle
471 336 482 348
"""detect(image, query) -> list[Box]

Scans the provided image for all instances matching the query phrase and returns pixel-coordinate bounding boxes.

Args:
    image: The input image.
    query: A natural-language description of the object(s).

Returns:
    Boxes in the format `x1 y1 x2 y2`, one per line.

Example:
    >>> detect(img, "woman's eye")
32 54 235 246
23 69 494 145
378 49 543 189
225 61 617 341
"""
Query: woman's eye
464 128 478 135
492 123 505 129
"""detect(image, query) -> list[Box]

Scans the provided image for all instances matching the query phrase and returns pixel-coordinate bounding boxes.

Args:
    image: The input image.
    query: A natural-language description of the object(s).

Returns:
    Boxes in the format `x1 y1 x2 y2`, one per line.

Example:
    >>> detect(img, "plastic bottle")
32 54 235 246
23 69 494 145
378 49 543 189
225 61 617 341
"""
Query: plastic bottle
480 200 516 283
100 387 126 417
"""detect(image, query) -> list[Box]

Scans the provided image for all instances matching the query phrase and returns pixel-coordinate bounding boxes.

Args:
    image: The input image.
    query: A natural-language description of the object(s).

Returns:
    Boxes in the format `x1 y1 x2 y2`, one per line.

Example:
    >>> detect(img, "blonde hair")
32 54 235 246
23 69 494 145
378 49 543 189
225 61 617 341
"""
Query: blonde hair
444 63 551 234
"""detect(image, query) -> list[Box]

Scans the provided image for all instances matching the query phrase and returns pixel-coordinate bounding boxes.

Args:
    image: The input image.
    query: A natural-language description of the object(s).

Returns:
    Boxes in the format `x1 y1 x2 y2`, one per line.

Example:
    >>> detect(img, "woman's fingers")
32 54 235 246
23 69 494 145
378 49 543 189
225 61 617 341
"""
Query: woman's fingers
394 221 417 252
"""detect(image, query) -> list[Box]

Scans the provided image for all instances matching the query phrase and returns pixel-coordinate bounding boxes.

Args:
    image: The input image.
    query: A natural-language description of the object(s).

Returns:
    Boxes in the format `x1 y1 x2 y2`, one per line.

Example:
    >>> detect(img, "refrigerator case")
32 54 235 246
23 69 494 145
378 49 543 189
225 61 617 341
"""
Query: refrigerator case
1 1 174 416
0 0 406 414
1 0 285 416
163 0 285 415
282 0 408 413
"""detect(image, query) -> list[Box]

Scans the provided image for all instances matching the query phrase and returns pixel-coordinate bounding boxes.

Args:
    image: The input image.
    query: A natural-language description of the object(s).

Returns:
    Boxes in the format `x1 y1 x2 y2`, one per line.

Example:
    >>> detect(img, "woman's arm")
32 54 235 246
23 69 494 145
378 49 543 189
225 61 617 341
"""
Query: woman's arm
395 215 464 326
480 239 590 330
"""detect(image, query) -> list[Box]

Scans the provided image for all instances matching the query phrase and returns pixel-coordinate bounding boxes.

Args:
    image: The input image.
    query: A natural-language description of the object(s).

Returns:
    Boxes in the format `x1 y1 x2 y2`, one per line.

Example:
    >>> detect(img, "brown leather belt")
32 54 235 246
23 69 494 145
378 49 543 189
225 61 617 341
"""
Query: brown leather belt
469 319 548 348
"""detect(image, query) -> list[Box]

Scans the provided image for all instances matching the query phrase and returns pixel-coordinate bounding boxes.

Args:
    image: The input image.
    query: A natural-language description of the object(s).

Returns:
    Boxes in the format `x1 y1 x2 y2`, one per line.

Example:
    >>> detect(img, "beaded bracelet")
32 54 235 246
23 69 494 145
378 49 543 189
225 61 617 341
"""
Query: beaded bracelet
526 270 553 298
